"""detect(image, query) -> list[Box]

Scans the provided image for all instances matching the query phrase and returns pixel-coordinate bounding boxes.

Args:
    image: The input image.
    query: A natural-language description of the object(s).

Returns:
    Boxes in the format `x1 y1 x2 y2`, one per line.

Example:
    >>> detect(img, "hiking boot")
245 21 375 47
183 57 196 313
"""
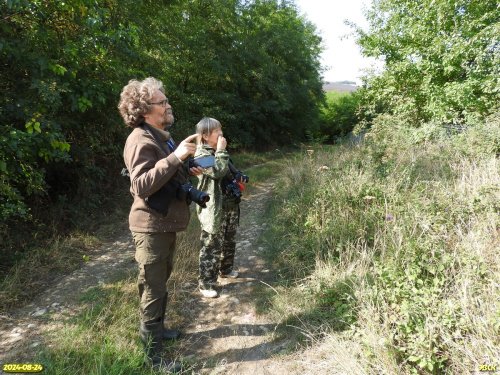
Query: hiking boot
220 270 239 279
140 321 183 373
199 287 218 298
162 328 181 340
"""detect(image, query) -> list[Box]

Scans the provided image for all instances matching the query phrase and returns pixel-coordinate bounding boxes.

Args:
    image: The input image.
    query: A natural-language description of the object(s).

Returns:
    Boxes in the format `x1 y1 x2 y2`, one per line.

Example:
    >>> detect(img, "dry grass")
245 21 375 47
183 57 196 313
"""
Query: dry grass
0 232 102 311
261 136 499 374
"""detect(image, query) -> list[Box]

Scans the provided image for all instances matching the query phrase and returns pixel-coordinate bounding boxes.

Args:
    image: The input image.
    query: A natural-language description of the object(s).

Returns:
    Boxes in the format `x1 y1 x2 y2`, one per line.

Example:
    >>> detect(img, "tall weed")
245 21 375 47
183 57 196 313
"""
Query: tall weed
263 119 499 374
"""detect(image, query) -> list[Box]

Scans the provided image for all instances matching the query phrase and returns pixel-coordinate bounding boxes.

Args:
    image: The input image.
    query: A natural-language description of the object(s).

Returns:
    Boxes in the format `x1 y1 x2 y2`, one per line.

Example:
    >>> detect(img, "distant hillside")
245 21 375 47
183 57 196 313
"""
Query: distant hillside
323 81 358 93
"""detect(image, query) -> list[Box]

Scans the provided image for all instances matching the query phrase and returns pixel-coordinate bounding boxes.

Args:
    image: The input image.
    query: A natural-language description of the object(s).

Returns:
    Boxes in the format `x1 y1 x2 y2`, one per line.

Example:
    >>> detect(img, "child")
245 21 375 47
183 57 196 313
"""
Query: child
194 117 248 298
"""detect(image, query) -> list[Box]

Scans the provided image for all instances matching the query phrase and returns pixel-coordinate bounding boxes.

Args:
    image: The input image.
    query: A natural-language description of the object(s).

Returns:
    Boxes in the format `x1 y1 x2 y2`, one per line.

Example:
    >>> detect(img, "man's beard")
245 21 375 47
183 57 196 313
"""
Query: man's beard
163 112 175 129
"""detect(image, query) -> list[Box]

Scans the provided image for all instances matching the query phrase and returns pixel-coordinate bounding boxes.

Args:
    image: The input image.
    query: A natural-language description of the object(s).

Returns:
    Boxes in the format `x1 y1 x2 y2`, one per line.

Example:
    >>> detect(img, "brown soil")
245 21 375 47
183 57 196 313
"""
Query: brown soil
171 181 295 374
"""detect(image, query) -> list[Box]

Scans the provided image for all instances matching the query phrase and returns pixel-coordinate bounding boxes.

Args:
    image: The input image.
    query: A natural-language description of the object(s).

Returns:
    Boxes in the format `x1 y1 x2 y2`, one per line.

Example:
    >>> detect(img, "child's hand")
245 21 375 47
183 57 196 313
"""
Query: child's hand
216 135 227 151
189 166 204 176
235 172 249 183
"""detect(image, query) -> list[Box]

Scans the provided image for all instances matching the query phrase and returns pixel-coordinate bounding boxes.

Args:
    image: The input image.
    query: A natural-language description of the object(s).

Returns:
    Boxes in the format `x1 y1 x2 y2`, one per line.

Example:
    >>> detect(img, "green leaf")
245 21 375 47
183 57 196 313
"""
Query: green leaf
77 97 92 112
407 355 420 362
25 122 33 134
49 63 68 76
50 140 71 153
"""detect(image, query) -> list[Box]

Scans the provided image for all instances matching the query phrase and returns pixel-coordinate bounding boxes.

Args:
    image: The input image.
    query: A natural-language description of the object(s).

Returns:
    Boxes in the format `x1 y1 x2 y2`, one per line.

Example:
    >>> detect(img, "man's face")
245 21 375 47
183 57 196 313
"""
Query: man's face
144 89 174 129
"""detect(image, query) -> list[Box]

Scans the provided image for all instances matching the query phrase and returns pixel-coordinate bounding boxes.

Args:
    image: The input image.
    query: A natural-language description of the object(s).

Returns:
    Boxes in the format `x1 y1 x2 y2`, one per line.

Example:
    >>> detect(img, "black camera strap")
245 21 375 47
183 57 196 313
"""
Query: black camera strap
228 160 240 176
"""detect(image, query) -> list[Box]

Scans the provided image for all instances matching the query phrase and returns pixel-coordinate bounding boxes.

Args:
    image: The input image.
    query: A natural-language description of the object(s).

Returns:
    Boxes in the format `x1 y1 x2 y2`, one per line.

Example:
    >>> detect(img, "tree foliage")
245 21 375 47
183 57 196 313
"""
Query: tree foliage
355 0 499 127
319 91 361 142
0 0 323 263
350 1 500 372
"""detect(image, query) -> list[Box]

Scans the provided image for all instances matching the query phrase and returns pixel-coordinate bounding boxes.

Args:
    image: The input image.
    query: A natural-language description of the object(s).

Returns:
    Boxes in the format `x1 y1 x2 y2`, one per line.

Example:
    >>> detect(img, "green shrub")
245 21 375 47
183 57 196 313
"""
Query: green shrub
319 91 361 142
0 0 324 272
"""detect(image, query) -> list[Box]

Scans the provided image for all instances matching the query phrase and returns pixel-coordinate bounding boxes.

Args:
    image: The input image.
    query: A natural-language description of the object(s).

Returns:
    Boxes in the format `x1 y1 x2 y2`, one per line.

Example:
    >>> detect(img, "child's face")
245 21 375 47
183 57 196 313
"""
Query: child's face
203 126 223 149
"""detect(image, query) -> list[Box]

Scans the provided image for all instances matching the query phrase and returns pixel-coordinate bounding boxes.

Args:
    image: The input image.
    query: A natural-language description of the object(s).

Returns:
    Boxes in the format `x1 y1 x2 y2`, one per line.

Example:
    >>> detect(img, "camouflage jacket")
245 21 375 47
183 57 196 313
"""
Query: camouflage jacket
195 144 238 234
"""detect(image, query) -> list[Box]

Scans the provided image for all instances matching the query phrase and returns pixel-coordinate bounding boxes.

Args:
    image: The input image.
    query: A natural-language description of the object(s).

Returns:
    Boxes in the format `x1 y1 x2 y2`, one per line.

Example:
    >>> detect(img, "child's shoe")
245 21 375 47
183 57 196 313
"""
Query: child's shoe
199 287 218 298
220 270 239 279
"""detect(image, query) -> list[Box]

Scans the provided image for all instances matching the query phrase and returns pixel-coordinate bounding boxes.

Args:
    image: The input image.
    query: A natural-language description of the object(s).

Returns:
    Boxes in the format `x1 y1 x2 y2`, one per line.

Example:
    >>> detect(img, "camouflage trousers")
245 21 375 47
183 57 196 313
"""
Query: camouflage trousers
198 205 240 289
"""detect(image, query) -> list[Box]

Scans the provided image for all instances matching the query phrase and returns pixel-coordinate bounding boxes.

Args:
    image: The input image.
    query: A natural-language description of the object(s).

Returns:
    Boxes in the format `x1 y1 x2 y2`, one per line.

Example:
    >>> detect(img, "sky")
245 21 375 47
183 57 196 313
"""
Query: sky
294 0 382 85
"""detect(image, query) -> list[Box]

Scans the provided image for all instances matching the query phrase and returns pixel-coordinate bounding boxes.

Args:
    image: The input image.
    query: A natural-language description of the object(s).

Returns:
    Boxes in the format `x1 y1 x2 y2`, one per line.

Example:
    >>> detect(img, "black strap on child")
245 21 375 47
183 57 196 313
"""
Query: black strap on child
228 160 240 177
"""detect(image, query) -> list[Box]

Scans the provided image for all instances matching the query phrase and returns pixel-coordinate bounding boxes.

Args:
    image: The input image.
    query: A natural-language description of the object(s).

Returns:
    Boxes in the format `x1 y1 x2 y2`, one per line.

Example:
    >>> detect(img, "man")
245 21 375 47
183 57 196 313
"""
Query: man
118 77 202 372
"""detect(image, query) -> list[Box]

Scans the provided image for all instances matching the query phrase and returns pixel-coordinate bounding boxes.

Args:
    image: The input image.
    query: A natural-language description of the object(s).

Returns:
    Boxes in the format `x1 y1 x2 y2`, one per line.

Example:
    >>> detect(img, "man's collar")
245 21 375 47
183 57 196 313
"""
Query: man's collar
143 122 171 141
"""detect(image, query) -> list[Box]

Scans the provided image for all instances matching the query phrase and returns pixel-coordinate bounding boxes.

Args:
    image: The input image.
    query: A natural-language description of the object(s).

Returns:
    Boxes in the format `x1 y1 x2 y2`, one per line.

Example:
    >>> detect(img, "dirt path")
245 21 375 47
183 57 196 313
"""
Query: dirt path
0 234 137 362
174 181 296 374
0 178 345 374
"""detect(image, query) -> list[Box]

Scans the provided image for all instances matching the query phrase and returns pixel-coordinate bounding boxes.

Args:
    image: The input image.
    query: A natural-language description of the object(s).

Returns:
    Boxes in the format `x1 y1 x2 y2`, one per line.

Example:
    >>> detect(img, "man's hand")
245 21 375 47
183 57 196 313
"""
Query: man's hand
216 135 227 151
189 166 204 176
174 134 198 161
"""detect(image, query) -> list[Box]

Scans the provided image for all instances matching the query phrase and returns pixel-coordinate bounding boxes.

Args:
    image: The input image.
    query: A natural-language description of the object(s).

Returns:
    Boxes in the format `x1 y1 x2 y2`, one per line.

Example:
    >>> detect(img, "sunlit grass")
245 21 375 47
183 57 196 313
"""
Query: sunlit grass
0 189 131 312
260 138 499 374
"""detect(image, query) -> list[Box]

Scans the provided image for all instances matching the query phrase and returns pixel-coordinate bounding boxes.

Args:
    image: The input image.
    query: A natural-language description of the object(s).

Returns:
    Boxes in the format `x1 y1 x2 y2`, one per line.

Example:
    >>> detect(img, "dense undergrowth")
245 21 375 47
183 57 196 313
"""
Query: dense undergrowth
263 114 499 374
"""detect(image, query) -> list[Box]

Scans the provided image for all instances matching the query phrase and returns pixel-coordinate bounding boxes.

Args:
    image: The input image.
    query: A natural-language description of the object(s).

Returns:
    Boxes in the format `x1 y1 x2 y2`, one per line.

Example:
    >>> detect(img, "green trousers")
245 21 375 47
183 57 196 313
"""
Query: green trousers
132 231 176 324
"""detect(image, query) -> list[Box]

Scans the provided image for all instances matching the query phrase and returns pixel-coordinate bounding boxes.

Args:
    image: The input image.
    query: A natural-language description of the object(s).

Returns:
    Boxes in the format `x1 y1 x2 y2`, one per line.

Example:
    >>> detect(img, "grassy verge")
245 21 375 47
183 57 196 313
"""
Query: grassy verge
230 148 285 170
35 275 147 375
260 132 499 374
0 187 131 312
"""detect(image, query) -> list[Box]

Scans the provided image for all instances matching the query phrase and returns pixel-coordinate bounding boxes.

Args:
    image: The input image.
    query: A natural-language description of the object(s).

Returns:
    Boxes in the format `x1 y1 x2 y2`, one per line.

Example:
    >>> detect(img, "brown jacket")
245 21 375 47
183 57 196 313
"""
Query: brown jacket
123 124 190 232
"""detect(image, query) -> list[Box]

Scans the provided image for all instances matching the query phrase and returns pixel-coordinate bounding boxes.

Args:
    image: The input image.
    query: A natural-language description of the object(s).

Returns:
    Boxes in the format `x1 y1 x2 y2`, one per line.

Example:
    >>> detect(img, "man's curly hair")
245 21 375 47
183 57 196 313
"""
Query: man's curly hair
118 77 165 128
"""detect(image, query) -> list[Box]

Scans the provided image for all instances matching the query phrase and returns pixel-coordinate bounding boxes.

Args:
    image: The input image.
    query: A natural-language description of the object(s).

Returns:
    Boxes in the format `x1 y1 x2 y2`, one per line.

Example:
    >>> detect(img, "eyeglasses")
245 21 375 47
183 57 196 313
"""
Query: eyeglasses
149 98 169 107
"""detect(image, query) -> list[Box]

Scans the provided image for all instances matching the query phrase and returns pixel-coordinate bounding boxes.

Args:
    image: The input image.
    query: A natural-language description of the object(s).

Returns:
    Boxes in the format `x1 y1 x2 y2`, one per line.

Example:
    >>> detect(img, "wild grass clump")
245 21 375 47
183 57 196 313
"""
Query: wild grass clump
35 278 148 375
0 189 131 312
0 233 101 312
263 117 499 374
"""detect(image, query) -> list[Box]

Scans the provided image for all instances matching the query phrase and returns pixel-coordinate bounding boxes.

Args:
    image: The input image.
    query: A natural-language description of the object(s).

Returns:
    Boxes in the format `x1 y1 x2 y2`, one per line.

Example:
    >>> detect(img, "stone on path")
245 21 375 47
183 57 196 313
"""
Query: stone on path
31 308 47 317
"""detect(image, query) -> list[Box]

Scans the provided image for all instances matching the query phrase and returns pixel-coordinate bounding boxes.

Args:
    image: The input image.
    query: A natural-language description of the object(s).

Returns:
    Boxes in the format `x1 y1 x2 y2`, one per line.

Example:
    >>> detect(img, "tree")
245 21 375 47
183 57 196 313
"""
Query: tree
355 0 499 127
0 0 324 265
